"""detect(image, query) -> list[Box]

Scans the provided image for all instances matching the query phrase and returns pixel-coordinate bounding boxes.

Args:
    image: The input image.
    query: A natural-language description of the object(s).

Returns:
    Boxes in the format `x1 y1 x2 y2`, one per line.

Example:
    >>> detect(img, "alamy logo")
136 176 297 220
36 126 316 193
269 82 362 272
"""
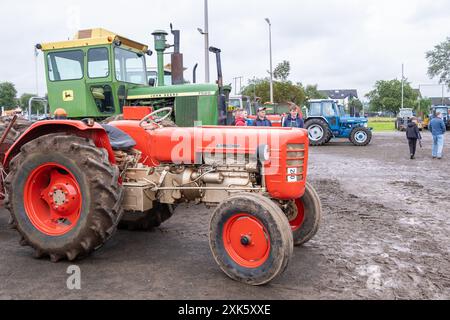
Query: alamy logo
66 265 81 290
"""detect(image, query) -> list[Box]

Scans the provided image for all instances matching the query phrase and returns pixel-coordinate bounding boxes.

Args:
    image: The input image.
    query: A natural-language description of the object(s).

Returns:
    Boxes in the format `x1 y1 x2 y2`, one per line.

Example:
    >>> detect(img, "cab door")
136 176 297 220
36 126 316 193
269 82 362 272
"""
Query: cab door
322 101 339 132
85 46 117 117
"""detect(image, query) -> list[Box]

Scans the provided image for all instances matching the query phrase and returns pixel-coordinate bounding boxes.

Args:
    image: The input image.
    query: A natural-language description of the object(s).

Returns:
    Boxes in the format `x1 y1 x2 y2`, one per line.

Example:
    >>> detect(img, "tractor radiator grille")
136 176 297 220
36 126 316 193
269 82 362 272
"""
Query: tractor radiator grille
175 96 199 127
286 144 306 182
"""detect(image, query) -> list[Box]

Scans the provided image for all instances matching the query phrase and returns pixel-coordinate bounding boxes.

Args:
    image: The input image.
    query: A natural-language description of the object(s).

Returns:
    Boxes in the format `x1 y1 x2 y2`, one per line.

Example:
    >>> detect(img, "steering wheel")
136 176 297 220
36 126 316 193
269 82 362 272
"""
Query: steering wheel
139 107 173 129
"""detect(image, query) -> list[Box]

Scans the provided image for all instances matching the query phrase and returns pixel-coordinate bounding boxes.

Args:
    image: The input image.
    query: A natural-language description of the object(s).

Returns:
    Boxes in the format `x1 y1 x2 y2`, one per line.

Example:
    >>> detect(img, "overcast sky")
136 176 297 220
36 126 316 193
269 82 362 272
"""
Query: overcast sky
0 0 449 100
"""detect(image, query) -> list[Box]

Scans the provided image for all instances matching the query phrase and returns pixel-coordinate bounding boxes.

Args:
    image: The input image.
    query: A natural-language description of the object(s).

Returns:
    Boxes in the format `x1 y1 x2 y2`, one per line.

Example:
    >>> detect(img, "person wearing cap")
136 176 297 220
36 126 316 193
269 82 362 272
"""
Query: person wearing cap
283 103 304 128
252 107 272 127
54 108 68 120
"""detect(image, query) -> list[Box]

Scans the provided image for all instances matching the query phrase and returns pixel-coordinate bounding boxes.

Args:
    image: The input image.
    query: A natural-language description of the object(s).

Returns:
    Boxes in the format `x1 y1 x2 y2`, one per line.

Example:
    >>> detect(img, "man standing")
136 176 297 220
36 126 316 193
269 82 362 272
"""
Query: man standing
406 117 422 160
283 104 304 128
252 107 272 127
429 112 446 159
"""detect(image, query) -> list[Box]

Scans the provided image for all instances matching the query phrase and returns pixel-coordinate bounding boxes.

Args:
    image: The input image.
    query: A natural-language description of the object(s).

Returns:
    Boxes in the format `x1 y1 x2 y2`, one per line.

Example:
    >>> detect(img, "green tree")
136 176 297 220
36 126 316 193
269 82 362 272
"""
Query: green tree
273 61 291 82
365 79 419 114
302 84 327 100
416 97 432 116
426 37 450 90
0 82 18 110
348 97 363 112
242 78 306 105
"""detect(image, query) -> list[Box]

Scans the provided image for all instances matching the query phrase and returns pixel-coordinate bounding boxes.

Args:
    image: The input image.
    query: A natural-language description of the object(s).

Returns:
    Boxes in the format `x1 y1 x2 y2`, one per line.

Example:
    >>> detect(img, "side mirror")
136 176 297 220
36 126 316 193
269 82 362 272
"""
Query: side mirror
149 78 156 87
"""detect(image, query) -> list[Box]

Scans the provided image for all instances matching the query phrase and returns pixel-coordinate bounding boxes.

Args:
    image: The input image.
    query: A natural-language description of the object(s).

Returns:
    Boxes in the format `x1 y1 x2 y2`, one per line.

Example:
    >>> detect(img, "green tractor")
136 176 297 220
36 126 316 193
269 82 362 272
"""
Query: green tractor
36 27 230 127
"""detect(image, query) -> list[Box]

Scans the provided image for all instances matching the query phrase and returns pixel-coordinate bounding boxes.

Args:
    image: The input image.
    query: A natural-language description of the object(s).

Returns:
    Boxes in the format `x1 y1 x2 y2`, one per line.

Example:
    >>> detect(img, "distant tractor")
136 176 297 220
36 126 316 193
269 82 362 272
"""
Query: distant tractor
304 99 372 146
395 108 422 131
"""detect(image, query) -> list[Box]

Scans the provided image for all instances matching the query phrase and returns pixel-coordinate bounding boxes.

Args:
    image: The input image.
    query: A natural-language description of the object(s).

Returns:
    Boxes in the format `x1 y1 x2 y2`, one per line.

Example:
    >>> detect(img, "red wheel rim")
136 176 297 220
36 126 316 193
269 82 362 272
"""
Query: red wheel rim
223 214 270 268
24 163 82 236
290 198 305 231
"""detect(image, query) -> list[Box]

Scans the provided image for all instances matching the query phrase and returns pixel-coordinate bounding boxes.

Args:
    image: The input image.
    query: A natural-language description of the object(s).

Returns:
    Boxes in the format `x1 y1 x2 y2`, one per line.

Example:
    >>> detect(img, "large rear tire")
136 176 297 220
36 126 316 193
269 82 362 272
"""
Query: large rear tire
349 127 372 146
4 134 124 262
209 193 293 286
285 183 322 246
305 119 331 146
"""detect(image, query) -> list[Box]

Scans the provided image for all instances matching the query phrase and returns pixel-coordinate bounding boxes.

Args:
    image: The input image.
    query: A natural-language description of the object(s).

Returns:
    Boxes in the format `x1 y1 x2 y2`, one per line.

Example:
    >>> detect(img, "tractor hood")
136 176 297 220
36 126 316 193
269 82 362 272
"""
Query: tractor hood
127 83 219 100
339 116 368 124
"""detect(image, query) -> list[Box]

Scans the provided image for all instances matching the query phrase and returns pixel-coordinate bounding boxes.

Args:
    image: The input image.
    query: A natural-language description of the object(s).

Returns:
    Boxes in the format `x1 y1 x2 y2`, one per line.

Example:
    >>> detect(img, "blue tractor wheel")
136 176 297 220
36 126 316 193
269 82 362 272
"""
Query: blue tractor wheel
305 119 332 146
350 127 372 146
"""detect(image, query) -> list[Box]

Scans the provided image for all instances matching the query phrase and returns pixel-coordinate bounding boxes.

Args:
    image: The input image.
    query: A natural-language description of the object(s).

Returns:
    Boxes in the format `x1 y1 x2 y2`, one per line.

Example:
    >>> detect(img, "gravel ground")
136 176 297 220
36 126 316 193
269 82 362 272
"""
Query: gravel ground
0 131 449 300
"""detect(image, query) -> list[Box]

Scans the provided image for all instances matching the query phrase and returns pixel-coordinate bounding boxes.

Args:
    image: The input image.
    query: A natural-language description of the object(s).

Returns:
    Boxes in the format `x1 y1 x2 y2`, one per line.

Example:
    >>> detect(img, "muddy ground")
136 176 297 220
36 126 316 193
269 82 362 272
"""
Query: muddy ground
0 131 449 300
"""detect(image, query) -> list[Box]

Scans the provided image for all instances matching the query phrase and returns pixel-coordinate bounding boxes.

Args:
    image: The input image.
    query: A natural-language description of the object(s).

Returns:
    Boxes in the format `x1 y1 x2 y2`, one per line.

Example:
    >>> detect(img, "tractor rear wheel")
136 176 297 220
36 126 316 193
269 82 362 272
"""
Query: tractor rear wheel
209 193 293 286
286 182 322 246
350 127 372 146
305 119 331 146
119 203 174 231
4 134 123 262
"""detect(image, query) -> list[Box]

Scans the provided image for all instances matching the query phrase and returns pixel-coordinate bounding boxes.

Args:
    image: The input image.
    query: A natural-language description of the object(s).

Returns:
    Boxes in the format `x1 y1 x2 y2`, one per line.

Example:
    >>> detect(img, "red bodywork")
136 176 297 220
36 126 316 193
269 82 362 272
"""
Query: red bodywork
3 119 309 200
111 120 309 200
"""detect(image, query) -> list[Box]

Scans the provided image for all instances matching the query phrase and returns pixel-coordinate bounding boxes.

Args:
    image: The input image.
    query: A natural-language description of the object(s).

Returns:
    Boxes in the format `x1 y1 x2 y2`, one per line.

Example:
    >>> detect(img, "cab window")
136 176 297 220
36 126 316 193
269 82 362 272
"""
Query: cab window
88 48 109 78
114 47 147 85
47 50 84 81
323 102 336 116
309 102 322 116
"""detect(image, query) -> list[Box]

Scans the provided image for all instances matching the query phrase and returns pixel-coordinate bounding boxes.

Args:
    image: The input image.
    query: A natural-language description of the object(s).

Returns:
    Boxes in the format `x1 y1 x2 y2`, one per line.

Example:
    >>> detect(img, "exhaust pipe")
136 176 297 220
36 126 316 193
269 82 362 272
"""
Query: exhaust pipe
193 63 198 84
209 46 227 125
170 23 184 85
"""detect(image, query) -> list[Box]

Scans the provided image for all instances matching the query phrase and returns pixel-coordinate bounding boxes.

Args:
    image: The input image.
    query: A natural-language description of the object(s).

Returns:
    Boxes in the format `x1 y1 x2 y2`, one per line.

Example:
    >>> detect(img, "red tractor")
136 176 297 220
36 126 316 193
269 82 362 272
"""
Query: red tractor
1 107 321 285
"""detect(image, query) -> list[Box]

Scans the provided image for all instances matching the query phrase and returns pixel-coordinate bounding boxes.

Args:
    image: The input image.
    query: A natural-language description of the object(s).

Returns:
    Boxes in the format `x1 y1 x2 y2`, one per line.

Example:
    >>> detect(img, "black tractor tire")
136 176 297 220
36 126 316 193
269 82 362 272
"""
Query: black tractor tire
119 203 175 231
4 134 124 262
0 117 32 145
209 193 293 286
286 182 322 246
305 119 331 146
349 127 372 146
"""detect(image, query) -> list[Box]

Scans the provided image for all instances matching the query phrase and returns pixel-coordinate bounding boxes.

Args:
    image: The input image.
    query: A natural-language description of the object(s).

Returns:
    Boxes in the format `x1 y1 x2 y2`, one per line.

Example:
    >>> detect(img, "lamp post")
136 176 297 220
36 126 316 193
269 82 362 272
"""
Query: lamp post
197 0 210 83
265 18 274 104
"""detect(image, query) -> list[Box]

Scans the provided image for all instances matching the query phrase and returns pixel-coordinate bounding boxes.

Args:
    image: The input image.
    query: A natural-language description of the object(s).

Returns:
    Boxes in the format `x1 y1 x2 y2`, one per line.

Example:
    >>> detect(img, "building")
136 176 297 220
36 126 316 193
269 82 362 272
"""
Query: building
430 97 450 107
318 89 358 109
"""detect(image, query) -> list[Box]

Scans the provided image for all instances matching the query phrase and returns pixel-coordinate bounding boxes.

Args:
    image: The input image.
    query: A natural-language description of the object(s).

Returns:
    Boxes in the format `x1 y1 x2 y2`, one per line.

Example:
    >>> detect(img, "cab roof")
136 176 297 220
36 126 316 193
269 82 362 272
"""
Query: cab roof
39 28 148 52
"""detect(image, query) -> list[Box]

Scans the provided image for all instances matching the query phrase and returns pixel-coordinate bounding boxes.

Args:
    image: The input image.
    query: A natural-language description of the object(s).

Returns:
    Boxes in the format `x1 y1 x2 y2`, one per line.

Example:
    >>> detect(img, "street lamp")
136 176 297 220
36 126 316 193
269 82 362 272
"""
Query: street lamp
198 0 210 83
265 18 274 104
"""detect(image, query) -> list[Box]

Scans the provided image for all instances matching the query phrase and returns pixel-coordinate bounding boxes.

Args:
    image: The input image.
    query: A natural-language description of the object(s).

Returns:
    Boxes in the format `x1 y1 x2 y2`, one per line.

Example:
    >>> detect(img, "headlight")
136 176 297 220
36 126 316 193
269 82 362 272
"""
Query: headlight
364 123 368 128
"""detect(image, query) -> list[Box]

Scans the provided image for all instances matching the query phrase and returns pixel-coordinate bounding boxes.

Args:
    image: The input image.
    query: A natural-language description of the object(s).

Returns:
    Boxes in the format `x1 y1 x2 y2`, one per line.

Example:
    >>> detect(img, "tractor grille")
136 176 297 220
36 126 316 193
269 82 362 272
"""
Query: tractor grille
286 144 306 182
175 96 199 127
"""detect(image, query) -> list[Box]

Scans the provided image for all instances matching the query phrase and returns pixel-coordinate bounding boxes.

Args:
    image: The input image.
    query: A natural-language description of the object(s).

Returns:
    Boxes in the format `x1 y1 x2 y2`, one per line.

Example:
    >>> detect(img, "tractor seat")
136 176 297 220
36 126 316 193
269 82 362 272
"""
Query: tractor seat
92 87 106 100
101 124 137 151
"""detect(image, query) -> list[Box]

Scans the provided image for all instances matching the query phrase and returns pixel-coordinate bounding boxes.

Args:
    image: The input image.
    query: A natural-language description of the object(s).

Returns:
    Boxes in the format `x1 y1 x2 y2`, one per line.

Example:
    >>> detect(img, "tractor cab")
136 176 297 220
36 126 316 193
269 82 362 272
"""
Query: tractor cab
38 28 150 119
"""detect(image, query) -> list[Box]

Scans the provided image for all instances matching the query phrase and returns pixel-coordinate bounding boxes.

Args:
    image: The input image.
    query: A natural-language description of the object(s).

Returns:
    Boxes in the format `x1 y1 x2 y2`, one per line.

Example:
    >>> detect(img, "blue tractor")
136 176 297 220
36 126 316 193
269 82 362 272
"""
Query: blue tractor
304 99 372 146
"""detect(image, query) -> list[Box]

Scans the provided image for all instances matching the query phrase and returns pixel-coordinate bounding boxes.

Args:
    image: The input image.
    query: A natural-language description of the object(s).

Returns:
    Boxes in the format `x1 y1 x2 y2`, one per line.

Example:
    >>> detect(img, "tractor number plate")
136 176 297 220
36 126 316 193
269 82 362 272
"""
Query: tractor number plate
287 168 298 183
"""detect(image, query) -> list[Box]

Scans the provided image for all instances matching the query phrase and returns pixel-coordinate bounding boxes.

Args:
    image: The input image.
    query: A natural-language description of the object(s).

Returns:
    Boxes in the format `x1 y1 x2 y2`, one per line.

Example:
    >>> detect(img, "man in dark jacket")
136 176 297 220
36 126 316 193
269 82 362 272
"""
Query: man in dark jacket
252 107 272 127
283 104 304 128
406 117 422 159
429 112 446 159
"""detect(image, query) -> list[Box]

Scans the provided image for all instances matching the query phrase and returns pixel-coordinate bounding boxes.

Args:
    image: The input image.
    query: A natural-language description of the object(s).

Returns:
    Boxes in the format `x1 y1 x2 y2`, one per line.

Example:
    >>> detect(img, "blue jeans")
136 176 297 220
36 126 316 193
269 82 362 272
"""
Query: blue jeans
432 135 444 158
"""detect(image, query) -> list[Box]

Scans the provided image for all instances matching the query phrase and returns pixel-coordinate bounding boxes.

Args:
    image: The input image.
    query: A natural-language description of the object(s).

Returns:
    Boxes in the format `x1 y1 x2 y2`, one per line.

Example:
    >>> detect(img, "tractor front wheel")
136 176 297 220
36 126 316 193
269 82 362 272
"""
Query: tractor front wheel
209 193 293 286
4 134 124 262
305 119 331 146
350 127 372 146
286 183 322 246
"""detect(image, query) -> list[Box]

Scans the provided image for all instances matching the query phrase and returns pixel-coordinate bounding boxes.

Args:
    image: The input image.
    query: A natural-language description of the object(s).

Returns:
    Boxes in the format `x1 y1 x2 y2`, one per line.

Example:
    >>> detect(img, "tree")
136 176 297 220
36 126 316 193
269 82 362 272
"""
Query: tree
365 79 419 114
416 98 432 116
302 84 327 100
0 82 18 110
273 61 291 82
426 37 450 90
242 78 306 105
348 98 363 113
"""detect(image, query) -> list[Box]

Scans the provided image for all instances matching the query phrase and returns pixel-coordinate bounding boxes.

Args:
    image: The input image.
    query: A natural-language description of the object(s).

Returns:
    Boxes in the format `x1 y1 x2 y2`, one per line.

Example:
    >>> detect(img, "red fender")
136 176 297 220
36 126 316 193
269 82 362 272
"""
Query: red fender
2 120 115 171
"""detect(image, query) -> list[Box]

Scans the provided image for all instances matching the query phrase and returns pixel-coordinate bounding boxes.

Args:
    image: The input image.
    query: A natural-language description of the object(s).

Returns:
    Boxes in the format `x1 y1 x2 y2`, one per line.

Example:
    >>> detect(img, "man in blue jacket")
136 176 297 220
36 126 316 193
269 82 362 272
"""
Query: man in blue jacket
252 107 272 127
283 104 304 128
429 112 446 159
